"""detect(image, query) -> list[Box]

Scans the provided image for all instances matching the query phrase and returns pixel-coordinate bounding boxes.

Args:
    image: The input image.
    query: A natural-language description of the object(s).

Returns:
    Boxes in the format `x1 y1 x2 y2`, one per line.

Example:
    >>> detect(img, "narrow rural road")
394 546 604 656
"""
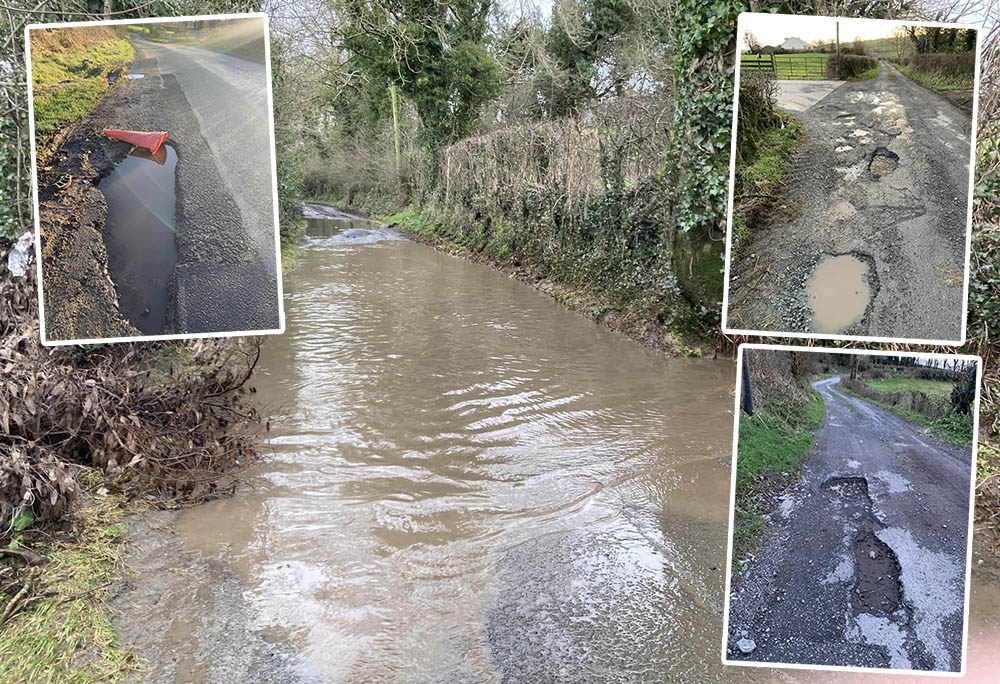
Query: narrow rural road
728 62 970 341
125 36 279 333
727 377 973 672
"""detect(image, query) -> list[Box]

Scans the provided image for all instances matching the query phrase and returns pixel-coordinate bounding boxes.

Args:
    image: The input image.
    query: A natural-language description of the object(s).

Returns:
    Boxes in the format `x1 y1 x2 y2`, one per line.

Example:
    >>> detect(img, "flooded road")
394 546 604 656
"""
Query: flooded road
172 213 744 681
98 143 177 334
113 210 1000 682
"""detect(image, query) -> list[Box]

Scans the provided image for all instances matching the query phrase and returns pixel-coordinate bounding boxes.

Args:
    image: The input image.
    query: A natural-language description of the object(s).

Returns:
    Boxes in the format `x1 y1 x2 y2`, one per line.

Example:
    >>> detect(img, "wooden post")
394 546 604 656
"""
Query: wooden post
390 83 401 174
770 52 776 73
836 21 841 78
742 352 754 416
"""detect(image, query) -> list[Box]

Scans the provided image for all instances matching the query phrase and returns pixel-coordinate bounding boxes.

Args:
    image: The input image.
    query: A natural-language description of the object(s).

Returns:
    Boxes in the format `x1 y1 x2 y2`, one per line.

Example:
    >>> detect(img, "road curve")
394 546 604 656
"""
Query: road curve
727 376 973 672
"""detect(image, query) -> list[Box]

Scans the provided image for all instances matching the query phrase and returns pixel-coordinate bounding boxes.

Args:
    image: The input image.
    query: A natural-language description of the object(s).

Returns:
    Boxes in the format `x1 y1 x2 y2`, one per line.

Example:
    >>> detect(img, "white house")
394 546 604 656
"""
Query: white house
780 37 807 51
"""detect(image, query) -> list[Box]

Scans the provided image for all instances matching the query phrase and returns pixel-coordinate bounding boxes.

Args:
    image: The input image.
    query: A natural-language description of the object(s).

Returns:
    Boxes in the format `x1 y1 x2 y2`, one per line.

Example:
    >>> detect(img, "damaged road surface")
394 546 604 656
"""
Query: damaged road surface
36 33 279 341
727 62 970 341
727 376 973 672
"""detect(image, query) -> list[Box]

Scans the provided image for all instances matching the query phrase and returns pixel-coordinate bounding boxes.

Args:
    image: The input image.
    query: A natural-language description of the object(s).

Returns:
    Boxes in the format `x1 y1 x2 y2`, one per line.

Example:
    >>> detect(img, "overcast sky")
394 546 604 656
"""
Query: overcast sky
741 13 977 49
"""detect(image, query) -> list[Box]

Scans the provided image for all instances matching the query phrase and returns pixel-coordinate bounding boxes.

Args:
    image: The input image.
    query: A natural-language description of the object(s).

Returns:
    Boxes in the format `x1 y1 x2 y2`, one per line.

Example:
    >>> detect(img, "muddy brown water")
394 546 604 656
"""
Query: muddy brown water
97 143 178 334
170 213 745 681
153 211 1000 682
806 254 870 333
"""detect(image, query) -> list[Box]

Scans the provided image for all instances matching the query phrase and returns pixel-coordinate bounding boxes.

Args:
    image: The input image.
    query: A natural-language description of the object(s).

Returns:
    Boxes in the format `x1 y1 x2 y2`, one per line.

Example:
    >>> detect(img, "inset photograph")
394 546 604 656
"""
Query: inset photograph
723 13 979 344
723 344 979 674
27 14 282 344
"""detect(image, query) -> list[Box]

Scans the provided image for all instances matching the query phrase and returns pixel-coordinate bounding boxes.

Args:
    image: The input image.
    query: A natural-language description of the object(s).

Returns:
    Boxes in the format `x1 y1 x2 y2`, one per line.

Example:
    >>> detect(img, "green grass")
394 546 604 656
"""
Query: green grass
866 377 953 401
31 38 133 138
840 386 973 445
742 52 833 80
733 114 802 249
898 64 973 90
849 61 882 81
0 469 138 683
732 389 825 569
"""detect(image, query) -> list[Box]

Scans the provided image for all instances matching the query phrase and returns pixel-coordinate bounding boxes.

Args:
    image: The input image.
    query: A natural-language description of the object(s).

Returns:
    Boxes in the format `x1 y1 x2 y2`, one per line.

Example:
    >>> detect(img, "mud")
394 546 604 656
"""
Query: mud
728 62 970 341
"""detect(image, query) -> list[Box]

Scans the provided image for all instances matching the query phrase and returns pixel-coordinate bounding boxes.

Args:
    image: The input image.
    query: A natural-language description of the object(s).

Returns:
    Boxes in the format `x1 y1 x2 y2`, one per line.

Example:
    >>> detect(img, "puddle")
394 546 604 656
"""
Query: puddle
807 255 871 333
97 143 178 335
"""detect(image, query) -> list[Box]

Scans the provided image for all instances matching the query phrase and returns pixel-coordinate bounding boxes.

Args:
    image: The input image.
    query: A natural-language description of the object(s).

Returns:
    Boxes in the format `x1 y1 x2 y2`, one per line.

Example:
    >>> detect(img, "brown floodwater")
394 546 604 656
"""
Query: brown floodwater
806 254 871 334
168 210 1000 682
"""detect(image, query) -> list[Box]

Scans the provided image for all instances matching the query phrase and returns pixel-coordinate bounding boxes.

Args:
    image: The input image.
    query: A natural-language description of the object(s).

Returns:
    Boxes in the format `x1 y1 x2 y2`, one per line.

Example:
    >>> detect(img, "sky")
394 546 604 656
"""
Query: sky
741 13 971 49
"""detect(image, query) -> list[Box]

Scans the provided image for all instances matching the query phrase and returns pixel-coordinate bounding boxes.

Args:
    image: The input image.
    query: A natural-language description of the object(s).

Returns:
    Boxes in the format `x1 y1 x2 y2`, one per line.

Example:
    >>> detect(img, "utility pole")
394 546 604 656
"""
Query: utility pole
836 21 841 78
741 353 754 416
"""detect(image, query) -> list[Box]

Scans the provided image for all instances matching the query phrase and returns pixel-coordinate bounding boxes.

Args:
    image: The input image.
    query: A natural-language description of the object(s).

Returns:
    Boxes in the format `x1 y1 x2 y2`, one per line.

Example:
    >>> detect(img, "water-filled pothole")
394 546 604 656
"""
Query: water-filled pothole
806 255 871 333
98 143 177 335
869 147 899 179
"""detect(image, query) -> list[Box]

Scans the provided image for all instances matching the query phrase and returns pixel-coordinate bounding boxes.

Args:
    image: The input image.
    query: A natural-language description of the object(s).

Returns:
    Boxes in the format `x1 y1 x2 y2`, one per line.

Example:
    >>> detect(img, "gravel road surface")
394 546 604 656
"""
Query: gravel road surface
726 376 974 672
728 63 971 341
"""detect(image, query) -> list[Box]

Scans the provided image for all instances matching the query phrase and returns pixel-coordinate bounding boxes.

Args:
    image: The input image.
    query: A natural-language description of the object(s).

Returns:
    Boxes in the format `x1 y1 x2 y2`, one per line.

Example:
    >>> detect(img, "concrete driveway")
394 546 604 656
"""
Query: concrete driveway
727 376 973 671
775 79 846 112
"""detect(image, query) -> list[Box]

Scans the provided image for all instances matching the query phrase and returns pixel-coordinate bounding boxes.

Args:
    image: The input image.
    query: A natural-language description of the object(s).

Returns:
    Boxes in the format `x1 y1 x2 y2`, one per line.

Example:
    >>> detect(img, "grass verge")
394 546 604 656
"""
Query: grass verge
0 469 138 683
732 388 824 570
31 38 133 139
898 64 973 90
840 386 973 445
732 113 802 254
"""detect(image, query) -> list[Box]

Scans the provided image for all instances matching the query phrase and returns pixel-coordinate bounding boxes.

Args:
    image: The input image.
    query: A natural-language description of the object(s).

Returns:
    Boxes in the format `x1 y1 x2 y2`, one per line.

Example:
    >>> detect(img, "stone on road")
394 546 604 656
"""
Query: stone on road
726 376 973 672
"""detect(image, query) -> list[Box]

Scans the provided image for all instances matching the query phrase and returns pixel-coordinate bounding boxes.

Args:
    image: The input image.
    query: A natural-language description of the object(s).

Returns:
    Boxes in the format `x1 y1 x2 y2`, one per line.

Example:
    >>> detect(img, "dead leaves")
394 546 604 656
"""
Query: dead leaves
0 238 261 543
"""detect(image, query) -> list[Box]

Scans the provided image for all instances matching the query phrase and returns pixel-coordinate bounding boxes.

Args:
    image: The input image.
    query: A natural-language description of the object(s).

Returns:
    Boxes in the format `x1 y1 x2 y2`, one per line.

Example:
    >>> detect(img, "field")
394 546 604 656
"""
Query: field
741 52 832 80
866 376 954 401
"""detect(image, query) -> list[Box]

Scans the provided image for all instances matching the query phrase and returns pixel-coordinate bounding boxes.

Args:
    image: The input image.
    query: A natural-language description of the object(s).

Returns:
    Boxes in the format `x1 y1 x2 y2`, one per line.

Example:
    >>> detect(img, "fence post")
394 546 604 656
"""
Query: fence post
770 53 776 73
742 353 754 416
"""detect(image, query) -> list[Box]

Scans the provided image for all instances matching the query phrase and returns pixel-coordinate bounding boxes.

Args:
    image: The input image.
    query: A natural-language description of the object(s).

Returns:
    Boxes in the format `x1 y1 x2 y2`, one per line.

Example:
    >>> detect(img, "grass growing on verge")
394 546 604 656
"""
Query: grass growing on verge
898 64 973 91
31 38 133 139
840 386 974 445
732 389 824 569
732 114 802 251
0 469 138 683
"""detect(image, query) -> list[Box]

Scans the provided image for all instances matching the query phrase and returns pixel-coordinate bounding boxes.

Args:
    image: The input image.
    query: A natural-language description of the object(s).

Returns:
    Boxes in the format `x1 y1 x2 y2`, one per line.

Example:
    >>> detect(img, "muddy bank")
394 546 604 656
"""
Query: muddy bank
36 38 277 341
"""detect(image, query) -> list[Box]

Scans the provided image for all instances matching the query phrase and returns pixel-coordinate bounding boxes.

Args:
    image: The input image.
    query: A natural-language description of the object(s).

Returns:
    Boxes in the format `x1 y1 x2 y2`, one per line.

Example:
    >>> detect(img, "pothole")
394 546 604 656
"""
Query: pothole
821 475 871 503
850 531 903 616
806 255 872 333
97 143 178 335
869 147 899 179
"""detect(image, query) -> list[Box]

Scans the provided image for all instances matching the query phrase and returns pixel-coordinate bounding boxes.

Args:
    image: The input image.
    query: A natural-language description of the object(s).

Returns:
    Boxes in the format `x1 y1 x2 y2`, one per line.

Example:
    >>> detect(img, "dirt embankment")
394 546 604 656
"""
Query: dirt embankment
35 87 139 341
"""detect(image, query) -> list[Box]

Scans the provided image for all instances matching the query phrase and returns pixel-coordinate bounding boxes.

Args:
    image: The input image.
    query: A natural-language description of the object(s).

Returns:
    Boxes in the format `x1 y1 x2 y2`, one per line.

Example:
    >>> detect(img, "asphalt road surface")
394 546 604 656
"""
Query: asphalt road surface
727 376 973 672
728 63 971 341
127 37 279 333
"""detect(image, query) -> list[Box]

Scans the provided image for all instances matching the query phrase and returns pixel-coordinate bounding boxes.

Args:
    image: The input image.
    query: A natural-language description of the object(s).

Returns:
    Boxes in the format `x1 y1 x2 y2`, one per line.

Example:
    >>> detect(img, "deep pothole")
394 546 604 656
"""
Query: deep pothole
850 531 903 616
869 146 899 179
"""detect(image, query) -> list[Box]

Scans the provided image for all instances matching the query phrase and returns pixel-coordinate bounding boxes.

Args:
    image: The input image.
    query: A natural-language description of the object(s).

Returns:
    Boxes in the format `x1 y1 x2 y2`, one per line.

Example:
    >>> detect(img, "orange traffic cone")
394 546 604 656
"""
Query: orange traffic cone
103 129 168 154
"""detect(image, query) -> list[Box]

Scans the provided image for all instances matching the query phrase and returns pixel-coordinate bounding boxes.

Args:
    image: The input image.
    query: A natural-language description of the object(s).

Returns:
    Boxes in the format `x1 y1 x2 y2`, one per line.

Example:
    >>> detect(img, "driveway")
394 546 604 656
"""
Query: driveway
726 376 973 671
728 63 971 341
